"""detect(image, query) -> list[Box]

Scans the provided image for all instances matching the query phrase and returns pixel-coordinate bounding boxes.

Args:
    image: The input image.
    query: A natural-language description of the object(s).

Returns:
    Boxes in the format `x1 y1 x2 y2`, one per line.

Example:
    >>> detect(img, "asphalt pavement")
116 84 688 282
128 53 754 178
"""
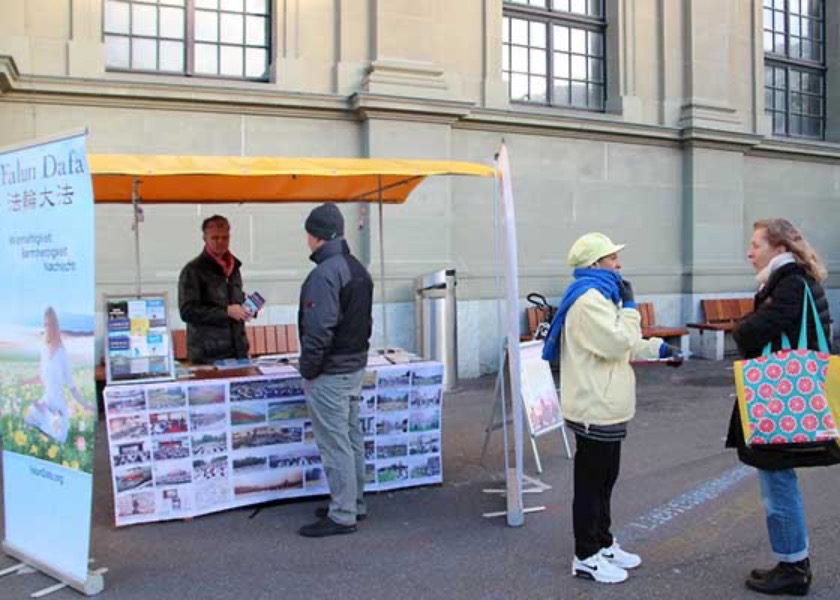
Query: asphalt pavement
2 360 839 599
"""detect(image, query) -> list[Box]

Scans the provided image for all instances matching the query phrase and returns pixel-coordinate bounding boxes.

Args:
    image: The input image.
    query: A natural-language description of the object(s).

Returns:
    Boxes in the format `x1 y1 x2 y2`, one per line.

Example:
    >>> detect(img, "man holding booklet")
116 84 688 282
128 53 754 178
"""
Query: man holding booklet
178 214 256 364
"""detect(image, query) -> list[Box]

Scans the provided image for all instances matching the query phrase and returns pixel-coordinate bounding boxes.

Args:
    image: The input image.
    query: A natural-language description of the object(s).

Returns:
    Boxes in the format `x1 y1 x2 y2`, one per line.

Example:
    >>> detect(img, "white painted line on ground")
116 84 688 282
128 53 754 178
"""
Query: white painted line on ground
618 465 754 543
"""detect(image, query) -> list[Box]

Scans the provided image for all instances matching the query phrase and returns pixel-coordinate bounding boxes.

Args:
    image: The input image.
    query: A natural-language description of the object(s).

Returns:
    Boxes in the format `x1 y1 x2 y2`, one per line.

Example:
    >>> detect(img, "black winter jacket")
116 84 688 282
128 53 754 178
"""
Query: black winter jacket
726 261 837 470
298 239 373 380
178 250 249 364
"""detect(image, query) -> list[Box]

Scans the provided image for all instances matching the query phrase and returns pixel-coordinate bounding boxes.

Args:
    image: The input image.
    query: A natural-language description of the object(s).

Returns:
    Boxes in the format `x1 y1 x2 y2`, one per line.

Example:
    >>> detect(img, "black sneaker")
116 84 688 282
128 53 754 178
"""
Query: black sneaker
745 559 811 596
315 507 366 522
298 517 357 538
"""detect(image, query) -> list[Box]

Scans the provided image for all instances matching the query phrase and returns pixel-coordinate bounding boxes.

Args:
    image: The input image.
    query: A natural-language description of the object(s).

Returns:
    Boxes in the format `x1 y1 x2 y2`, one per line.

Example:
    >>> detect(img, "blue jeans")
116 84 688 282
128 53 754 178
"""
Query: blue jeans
758 469 809 562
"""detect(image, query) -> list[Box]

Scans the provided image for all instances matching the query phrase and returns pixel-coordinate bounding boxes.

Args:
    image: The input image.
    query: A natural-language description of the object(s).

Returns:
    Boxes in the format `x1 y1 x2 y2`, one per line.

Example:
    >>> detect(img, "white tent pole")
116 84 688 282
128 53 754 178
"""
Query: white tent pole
132 177 142 296
378 176 388 349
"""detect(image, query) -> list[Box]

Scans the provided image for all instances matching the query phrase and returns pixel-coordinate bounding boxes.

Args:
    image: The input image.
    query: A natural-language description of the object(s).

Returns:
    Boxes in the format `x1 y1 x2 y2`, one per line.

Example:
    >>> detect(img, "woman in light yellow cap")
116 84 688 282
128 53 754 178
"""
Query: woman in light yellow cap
542 232 682 584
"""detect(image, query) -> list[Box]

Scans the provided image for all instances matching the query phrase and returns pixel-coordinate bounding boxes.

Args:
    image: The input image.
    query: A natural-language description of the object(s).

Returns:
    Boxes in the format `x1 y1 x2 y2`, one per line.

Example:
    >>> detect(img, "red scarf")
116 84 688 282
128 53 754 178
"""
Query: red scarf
205 244 235 277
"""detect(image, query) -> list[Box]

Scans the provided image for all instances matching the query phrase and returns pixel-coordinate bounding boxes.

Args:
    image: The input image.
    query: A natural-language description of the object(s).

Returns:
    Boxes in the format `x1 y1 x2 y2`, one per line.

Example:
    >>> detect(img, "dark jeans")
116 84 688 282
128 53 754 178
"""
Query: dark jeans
573 434 622 560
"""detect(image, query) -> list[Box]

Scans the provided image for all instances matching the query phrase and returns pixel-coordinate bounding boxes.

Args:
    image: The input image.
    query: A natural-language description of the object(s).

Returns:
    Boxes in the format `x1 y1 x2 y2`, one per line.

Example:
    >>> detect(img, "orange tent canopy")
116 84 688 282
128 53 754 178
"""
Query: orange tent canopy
88 155 495 204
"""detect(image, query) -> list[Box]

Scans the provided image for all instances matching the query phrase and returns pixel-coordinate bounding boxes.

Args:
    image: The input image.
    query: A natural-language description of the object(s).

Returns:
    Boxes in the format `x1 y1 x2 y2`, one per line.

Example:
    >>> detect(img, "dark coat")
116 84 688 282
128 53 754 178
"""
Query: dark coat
298 239 373 380
726 261 838 470
178 250 249 364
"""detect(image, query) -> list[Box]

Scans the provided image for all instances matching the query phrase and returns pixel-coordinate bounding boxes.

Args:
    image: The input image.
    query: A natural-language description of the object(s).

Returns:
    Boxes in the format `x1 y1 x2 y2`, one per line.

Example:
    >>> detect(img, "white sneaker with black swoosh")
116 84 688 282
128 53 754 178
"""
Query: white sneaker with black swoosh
601 541 642 569
572 552 629 583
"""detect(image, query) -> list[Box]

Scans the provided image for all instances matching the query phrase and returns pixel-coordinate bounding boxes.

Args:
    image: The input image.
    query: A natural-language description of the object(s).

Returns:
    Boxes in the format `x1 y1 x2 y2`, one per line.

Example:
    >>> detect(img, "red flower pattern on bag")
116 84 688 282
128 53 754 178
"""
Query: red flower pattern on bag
801 414 819 432
750 404 766 419
767 399 784 415
776 379 793 396
780 416 797 433
823 413 836 431
785 360 802 376
759 384 775 400
787 396 806 414
810 395 827 412
765 364 783 381
759 419 776 434
746 367 762 384
796 378 814 394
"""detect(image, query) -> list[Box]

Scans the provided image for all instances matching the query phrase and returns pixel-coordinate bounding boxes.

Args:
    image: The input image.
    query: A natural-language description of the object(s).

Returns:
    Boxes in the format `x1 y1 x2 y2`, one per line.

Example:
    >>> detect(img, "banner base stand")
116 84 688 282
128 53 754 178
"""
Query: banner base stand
2 542 105 596
481 471 549 522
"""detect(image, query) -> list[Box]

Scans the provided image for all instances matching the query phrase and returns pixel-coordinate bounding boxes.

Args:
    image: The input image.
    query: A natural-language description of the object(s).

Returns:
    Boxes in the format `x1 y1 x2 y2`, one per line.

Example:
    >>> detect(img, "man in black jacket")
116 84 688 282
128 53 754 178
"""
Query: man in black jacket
297 203 373 538
178 215 251 364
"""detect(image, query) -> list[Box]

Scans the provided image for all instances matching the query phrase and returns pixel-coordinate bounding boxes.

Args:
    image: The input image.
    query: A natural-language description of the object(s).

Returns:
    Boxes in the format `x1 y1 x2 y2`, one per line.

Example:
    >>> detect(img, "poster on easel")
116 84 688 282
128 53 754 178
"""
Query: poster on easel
104 293 175 385
518 341 565 436
0 132 103 594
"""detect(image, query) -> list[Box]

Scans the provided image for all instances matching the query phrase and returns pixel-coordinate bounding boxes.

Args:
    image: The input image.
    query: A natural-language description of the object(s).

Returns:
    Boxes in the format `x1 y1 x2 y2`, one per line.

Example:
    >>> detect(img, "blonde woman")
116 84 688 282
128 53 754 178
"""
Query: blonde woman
729 219 835 596
22 307 87 445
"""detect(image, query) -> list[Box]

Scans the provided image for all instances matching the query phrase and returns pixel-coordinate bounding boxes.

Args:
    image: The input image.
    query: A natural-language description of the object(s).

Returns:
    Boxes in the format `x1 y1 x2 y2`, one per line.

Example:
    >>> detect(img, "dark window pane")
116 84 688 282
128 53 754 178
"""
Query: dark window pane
104 1 130 34
774 33 785 53
775 90 786 110
803 117 821 138
764 64 774 86
588 0 602 18
807 95 821 116
790 70 800 90
790 115 802 135
773 111 786 134
588 31 603 57
588 58 603 82
159 40 184 71
105 35 130 68
764 89 773 108
553 79 570 104
588 84 604 108
571 81 587 106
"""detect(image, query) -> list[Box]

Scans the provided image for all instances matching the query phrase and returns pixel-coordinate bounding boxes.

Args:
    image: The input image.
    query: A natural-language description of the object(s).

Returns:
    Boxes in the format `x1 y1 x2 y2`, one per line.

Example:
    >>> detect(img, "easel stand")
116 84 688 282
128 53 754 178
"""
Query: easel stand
479 349 571 473
1 542 106 597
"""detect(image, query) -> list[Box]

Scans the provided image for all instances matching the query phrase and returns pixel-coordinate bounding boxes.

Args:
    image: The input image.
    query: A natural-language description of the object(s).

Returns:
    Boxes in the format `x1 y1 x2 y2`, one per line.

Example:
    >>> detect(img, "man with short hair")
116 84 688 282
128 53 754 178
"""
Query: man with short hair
297 203 373 538
178 215 251 364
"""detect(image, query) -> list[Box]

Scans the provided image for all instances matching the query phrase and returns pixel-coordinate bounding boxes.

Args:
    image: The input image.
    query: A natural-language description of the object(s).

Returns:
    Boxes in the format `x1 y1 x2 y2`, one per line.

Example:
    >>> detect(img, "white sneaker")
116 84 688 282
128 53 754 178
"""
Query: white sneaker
572 552 628 583
601 541 642 569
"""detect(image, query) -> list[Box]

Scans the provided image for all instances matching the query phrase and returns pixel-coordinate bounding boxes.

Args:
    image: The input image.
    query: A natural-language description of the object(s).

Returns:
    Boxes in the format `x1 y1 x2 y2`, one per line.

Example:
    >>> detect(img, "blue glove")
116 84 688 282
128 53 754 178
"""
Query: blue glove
618 279 636 309
659 343 684 367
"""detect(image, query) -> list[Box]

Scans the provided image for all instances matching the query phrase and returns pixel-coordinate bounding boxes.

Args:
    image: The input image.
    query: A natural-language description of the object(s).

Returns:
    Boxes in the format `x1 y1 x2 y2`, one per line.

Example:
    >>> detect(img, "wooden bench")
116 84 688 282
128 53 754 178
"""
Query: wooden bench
686 298 753 360
637 302 690 355
521 306 553 341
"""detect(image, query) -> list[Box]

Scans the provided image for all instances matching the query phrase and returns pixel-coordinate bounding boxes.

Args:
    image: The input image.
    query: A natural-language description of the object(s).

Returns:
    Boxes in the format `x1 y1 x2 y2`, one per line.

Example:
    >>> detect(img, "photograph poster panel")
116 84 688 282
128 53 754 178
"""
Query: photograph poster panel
518 341 564 437
0 132 100 591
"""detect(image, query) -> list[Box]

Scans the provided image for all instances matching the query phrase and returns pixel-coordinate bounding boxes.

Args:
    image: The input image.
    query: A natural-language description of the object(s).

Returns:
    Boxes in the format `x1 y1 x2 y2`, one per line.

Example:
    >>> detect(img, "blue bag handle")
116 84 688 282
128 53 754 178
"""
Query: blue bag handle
761 281 828 357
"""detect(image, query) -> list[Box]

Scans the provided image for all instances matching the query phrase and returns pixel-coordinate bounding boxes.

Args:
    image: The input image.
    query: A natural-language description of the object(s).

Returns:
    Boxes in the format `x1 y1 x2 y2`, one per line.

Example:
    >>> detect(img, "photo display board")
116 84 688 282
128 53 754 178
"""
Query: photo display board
103 362 444 526
104 295 174 385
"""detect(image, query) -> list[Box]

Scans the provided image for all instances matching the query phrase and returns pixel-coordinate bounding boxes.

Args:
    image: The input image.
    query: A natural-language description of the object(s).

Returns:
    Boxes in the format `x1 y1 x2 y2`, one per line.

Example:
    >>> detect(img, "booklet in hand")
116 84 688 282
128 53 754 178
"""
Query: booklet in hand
243 291 266 316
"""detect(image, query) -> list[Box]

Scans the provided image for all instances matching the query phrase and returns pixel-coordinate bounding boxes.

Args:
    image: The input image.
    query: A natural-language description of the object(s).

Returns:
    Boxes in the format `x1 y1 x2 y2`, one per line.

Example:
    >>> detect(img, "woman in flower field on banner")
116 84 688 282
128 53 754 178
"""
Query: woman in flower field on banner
541 233 683 585
21 306 90 445
727 218 836 596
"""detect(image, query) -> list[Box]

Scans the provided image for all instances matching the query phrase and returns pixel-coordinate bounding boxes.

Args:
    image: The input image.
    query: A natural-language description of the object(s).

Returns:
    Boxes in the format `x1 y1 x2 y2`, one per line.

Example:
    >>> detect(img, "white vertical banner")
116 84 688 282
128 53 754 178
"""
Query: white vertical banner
495 144 525 526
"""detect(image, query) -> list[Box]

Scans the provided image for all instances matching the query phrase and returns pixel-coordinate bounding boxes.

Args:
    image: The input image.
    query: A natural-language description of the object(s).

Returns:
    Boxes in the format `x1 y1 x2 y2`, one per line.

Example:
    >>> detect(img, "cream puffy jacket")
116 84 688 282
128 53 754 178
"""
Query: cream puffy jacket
559 289 663 426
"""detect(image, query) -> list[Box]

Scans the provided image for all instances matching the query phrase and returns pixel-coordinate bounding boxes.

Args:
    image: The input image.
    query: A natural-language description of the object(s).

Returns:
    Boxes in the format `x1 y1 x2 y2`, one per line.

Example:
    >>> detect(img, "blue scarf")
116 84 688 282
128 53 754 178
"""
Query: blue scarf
541 268 623 361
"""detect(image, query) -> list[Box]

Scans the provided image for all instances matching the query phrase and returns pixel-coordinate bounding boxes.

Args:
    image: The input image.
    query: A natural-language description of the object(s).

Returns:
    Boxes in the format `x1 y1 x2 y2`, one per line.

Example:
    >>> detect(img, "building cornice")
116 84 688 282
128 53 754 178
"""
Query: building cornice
5 56 840 163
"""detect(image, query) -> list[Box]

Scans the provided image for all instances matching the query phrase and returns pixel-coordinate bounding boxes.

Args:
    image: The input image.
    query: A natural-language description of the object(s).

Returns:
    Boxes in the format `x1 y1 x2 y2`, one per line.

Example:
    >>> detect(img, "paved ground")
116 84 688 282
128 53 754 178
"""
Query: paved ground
2 360 839 599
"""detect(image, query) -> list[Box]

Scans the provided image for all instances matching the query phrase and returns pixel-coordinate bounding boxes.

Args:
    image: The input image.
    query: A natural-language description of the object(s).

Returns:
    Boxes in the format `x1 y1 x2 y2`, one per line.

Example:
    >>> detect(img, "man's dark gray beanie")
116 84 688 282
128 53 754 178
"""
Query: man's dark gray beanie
305 203 345 241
